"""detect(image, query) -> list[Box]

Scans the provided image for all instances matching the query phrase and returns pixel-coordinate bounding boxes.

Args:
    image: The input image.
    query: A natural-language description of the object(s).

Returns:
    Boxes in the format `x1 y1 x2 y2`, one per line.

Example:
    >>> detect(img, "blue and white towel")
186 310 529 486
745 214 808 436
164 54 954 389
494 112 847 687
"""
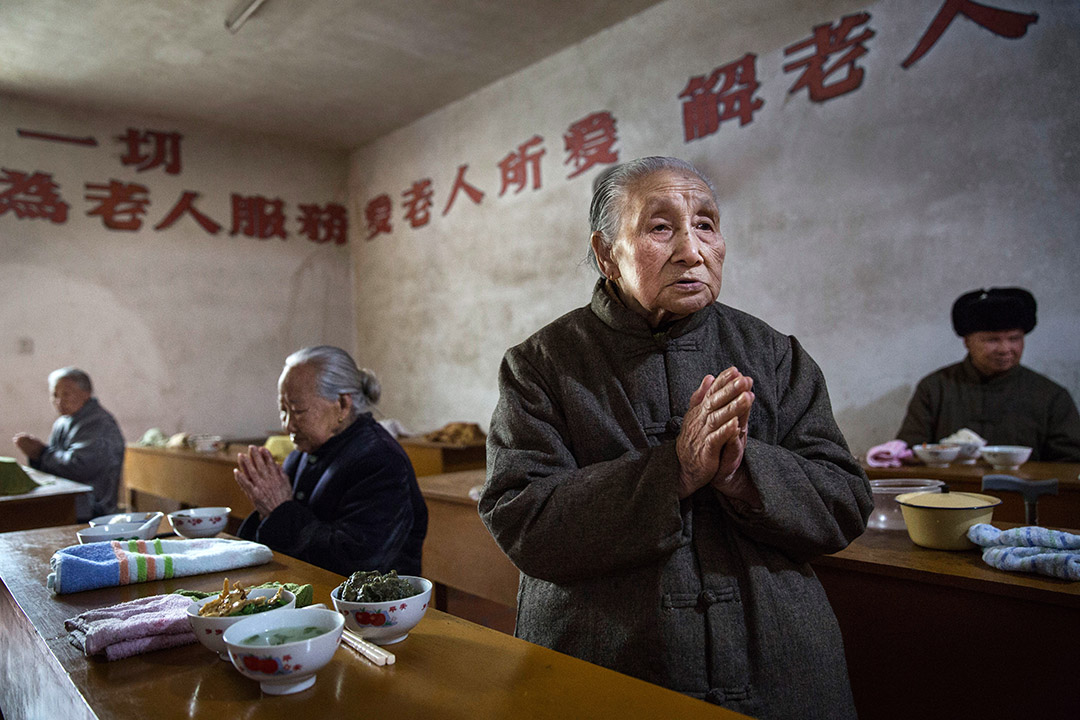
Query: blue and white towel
967 524 1080 581
48 537 273 594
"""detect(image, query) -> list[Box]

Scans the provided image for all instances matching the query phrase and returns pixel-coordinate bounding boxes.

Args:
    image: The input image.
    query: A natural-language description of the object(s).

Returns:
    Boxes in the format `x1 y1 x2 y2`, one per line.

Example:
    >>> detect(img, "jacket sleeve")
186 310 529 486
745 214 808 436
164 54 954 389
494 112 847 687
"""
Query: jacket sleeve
715 337 872 562
896 375 938 447
33 415 123 486
248 449 418 577
479 349 689 585
1043 388 1080 462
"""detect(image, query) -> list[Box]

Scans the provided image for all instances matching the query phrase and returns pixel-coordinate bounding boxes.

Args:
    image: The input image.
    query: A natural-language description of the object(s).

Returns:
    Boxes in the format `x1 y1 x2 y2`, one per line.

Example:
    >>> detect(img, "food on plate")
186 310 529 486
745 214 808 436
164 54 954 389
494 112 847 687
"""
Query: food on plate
197 578 287 617
340 570 417 602
423 421 486 445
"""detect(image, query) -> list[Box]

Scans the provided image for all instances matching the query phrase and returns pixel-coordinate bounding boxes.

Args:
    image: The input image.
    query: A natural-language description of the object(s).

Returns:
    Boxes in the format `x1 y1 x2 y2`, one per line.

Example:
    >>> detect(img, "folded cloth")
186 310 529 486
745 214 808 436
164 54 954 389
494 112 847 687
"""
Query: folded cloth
866 440 913 468
48 537 274 595
65 593 197 661
967 524 1080 581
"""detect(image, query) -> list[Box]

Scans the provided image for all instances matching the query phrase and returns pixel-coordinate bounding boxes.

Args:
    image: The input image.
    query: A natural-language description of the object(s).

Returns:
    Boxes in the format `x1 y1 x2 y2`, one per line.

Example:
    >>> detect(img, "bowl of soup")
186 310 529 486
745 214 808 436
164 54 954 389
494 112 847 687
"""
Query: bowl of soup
223 607 343 695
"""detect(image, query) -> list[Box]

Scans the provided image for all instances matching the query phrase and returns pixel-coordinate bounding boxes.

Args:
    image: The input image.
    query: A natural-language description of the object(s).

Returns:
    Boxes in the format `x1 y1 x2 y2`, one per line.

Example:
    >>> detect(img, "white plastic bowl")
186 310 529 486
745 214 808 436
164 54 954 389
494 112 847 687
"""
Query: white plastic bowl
76 522 158 544
168 507 231 538
187 588 296 660
330 576 432 645
89 511 163 528
868 479 945 531
223 607 343 695
980 445 1032 470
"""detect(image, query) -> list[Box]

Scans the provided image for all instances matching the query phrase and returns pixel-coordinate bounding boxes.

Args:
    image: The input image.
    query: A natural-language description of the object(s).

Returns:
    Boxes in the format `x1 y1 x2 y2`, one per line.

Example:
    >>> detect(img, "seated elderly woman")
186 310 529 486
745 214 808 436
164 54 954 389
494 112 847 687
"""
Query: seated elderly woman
235 345 427 577
479 157 871 719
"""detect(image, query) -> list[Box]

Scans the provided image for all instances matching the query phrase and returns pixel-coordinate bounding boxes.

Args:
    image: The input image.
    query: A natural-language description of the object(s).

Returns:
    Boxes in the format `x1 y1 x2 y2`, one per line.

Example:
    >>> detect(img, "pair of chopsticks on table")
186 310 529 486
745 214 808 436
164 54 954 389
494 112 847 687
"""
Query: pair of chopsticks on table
341 628 395 666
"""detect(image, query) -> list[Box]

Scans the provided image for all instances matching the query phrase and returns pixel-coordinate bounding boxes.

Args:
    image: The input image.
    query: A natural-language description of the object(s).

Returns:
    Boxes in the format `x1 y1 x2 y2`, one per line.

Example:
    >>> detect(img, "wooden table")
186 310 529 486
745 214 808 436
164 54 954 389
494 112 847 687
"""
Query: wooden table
811 523 1079 720
418 469 519 608
0 525 746 720
862 459 1080 526
0 467 92 532
398 437 486 477
123 445 254 528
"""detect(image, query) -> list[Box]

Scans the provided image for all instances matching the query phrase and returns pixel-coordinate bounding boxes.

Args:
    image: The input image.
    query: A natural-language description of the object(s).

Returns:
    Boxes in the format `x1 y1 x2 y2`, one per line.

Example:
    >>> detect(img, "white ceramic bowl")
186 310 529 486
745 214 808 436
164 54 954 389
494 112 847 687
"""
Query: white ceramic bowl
868 479 945 531
895 491 1001 550
912 443 961 468
88 511 163 528
187 588 296 660
330 576 432 645
76 522 158 544
223 607 343 695
941 442 981 464
168 507 231 538
980 445 1032 470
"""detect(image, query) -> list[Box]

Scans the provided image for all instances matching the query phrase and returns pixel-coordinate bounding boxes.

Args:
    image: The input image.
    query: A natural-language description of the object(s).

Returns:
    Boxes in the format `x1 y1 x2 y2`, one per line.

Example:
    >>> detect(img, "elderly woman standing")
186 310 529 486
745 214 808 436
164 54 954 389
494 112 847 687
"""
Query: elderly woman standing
235 346 427 577
479 157 871 719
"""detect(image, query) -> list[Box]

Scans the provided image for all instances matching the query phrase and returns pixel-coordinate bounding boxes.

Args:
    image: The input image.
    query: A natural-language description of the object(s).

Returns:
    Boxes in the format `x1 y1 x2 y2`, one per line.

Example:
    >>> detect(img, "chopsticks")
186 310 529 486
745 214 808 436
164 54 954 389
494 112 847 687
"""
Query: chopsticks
341 628 395 666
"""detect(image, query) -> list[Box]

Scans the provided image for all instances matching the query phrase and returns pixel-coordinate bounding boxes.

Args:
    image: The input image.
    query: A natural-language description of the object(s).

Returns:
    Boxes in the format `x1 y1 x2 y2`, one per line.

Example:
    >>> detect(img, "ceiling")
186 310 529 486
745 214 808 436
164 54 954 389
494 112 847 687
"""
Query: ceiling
0 0 665 150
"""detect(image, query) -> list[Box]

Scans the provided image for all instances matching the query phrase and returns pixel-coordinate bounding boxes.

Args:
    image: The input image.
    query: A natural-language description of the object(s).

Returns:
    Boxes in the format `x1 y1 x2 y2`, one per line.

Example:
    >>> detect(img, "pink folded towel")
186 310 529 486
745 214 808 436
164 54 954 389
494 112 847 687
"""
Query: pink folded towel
65 593 197 661
866 440 913 468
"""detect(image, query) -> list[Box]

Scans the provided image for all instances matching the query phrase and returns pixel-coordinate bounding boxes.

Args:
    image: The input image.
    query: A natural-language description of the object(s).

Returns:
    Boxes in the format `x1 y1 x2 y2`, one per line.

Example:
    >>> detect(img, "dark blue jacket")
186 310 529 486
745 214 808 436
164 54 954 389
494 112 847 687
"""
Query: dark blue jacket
238 413 427 577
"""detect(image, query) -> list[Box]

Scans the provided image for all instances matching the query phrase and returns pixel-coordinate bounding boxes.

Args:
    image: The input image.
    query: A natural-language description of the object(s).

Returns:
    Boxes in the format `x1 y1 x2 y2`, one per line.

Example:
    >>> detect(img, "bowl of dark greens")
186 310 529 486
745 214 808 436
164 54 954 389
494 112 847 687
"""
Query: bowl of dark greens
330 570 432 645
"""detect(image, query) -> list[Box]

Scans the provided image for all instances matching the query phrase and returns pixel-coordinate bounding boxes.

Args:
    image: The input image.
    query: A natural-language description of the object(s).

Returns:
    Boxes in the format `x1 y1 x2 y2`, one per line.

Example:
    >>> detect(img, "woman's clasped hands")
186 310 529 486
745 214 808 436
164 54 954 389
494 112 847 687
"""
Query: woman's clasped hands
676 366 760 506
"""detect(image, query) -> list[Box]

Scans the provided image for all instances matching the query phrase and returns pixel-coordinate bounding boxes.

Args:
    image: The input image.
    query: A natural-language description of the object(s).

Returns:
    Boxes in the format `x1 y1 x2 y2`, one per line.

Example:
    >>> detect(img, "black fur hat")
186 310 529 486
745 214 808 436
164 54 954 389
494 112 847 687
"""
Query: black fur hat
951 287 1037 336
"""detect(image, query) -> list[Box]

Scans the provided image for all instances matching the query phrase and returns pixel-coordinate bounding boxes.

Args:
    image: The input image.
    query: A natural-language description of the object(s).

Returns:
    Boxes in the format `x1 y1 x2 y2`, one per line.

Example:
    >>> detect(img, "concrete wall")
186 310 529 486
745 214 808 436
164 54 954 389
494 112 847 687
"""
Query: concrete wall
348 0 1080 454
1 98 354 455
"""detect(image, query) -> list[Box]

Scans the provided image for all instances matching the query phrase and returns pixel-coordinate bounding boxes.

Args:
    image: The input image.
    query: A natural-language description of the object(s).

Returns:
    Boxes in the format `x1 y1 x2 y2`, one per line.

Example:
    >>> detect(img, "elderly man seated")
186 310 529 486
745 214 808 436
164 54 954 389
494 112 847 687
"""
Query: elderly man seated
896 287 1080 461
13 367 126 520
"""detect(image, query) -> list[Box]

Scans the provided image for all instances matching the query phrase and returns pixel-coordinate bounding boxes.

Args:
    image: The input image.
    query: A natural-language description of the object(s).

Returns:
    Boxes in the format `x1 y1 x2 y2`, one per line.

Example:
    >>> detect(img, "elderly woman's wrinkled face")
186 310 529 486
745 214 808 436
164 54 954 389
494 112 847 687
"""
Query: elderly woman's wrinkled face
278 363 349 454
597 168 725 327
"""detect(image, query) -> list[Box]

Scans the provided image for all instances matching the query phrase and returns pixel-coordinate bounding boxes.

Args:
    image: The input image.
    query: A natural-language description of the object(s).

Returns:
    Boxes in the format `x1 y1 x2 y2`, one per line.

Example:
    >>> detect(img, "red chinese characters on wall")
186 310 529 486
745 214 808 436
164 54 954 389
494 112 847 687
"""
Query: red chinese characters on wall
784 13 876 102
902 0 1038 68
0 169 69 223
297 203 348 245
364 194 393 240
499 135 546 195
403 179 435 228
441 164 485 216
678 54 765 142
7 126 348 244
116 128 183 175
564 111 619 179
84 180 150 231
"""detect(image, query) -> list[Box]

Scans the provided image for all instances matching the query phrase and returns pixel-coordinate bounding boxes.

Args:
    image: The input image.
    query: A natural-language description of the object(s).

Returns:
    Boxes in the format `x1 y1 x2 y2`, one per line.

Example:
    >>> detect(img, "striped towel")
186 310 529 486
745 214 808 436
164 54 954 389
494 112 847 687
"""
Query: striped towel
48 537 273 594
967 524 1080 581
65 594 197 660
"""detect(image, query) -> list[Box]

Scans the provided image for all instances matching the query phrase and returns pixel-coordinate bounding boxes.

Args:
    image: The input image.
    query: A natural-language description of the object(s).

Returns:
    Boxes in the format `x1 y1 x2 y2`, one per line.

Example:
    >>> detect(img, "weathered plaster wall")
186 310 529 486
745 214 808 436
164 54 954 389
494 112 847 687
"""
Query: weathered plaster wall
349 0 1080 454
1 98 354 455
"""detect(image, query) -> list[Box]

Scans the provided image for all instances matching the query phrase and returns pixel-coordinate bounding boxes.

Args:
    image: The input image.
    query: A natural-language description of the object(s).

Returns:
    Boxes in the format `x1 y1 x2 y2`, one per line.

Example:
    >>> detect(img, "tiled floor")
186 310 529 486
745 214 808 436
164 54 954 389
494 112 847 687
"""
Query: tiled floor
442 587 516 635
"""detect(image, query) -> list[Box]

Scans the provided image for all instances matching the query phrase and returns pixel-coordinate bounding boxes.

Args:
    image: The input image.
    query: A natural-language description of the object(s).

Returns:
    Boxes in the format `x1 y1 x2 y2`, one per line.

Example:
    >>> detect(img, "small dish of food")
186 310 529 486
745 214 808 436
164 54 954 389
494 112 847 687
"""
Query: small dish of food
223 607 344 695
979 445 1032 471
330 570 432 645
188 579 296 659
168 507 231 538
912 443 961 468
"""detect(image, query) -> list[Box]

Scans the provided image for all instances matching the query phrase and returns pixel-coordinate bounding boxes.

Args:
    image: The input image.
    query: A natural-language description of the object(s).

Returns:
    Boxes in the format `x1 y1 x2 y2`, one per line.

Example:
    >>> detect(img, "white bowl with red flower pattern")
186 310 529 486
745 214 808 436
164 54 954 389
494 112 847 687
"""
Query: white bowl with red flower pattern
330 575 432 645
187 588 296 660
223 607 343 695
168 507 231 538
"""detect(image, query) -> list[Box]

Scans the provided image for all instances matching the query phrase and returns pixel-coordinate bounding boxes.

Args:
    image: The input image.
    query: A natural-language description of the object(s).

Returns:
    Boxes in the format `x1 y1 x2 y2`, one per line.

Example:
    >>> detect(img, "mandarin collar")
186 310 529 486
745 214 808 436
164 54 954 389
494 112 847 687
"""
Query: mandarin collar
304 412 370 463
961 355 1019 385
588 278 710 342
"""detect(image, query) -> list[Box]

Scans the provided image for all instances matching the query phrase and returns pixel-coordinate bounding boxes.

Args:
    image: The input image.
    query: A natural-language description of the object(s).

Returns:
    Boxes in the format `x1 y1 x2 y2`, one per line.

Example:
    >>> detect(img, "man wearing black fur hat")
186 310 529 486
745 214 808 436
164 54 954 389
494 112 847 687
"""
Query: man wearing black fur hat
896 287 1080 461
